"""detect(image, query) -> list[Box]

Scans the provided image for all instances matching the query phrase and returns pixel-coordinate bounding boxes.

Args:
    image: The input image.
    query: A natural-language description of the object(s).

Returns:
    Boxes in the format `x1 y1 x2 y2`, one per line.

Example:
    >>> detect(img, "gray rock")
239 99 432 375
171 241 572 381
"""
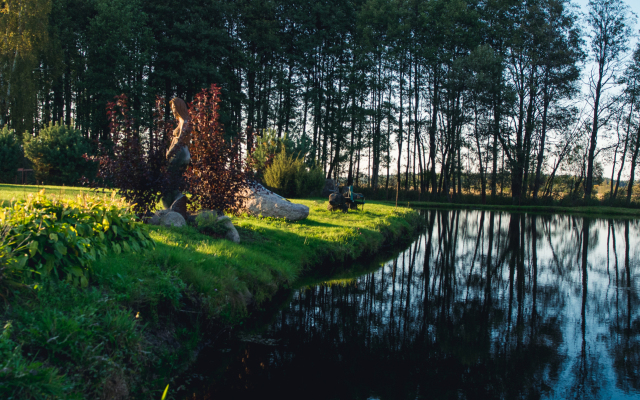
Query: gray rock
217 215 240 243
149 209 171 225
238 184 309 221
160 211 186 227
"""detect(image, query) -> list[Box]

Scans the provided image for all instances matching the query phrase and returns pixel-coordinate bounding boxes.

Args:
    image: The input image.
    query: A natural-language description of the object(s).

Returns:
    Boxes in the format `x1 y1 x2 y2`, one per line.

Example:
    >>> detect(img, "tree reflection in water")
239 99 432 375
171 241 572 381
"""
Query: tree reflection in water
180 210 640 400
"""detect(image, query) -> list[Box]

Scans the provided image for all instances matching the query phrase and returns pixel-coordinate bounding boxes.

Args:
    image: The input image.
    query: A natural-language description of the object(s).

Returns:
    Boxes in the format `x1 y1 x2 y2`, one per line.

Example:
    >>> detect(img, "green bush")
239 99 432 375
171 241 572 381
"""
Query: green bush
194 210 230 236
295 163 325 197
0 191 154 287
0 126 26 184
0 226 31 297
263 150 324 198
263 150 299 197
250 129 293 175
23 122 95 185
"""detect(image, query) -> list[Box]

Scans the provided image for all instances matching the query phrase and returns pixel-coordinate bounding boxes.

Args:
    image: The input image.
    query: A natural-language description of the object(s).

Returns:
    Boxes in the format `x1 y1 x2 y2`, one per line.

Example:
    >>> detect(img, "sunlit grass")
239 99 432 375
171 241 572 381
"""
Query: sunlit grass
102 199 421 320
0 183 112 207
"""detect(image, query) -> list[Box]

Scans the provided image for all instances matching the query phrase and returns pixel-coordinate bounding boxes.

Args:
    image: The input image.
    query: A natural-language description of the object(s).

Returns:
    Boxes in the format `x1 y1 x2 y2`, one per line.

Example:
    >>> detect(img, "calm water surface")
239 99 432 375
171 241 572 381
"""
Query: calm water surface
178 210 640 399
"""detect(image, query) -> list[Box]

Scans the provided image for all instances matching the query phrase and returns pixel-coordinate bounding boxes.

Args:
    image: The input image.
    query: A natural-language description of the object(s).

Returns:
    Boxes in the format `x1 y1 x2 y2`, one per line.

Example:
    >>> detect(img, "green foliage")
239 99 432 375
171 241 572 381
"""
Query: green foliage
0 127 25 184
194 211 229 236
0 226 31 299
250 130 293 175
0 0 51 134
0 321 66 400
263 150 299 197
23 122 95 186
0 191 153 287
263 150 324 197
0 256 190 399
4 281 144 399
295 163 325 197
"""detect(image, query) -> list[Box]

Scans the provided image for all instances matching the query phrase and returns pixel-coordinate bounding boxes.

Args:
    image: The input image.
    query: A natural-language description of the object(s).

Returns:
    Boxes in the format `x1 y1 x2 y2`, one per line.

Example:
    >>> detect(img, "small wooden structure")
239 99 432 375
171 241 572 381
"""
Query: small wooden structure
16 168 34 185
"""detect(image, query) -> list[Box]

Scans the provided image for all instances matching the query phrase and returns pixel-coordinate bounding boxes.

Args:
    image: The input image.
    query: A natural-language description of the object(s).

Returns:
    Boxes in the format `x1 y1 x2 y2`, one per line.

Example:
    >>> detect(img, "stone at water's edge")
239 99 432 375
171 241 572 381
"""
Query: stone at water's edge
149 210 187 227
239 184 309 221
218 215 241 243
321 178 338 197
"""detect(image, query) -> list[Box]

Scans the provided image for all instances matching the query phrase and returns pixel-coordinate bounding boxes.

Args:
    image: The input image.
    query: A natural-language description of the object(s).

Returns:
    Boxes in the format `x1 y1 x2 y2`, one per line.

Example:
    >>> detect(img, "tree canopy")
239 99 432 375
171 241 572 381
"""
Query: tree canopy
1 0 639 203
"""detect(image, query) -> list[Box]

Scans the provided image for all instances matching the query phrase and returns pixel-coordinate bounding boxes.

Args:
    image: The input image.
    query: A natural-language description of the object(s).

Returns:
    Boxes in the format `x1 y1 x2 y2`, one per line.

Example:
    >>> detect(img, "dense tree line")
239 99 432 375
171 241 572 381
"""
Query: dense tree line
1 0 639 203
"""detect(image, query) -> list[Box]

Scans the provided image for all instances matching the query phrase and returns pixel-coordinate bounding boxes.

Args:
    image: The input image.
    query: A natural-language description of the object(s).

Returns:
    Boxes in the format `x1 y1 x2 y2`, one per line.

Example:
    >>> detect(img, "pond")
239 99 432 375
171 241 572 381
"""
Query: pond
177 210 640 399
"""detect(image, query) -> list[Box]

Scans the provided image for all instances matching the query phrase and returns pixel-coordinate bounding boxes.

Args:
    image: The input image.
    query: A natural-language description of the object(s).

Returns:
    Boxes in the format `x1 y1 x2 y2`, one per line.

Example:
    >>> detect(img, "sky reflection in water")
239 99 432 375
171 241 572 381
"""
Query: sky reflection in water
181 210 640 400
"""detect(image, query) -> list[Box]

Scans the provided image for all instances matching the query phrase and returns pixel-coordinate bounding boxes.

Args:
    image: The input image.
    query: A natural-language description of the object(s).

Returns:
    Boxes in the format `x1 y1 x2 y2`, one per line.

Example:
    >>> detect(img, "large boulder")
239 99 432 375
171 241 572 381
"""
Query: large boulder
239 184 309 221
321 178 338 197
149 210 186 227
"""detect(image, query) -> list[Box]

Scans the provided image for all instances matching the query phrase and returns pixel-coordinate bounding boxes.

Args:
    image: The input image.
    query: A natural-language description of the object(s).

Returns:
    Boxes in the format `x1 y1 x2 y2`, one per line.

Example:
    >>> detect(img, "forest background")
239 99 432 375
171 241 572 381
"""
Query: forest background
1 0 640 206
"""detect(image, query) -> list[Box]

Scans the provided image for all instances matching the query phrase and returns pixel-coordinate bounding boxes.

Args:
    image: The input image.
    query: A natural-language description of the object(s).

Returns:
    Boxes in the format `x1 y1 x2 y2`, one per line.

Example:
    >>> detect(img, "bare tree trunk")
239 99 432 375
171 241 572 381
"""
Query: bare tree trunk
626 124 640 204
586 61 605 198
614 96 636 197
397 58 404 199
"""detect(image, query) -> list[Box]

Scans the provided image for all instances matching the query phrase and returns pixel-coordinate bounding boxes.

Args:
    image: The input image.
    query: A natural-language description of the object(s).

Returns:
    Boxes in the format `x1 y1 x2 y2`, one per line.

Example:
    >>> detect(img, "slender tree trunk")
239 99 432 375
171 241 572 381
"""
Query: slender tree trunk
533 89 550 200
405 58 412 191
429 73 439 196
414 61 421 195
626 124 640 203
347 94 357 185
398 60 404 198
474 105 487 204
491 91 500 200
614 97 636 197
586 60 605 198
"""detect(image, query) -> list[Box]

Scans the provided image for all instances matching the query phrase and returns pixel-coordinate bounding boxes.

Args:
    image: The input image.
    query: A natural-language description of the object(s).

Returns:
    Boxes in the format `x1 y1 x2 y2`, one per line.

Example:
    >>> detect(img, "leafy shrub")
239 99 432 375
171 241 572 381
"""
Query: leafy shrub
263 150 325 197
185 84 250 213
0 126 26 184
194 210 229 236
0 227 30 300
91 95 170 215
0 191 154 287
263 150 299 197
23 122 95 185
249 129 293 176
295 163 325 197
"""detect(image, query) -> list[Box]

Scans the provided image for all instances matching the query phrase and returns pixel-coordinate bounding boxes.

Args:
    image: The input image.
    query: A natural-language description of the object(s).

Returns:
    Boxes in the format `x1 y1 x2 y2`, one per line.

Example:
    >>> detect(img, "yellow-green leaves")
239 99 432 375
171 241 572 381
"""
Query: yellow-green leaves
2 191 154 287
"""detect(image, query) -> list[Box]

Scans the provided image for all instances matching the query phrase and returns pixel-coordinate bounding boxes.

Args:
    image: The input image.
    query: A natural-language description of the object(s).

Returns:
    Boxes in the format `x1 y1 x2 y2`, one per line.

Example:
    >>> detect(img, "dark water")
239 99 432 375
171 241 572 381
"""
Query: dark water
177 210 640 400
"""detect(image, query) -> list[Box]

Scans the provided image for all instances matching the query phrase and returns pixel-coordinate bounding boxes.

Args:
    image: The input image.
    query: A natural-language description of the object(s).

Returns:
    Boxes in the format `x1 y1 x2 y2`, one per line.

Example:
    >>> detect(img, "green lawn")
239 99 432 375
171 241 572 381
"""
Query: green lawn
0 183 109 207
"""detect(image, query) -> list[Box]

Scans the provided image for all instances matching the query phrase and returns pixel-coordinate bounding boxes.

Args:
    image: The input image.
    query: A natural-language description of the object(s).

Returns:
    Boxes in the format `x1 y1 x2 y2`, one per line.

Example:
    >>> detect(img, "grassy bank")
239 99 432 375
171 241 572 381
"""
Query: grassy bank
0 190 420 399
